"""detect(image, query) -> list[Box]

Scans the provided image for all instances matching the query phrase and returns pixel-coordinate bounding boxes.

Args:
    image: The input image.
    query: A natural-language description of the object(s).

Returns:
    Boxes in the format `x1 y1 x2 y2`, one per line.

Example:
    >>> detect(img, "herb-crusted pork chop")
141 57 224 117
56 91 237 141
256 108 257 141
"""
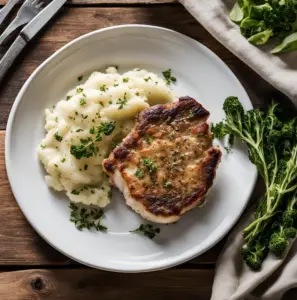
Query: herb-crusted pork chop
103 97 222 223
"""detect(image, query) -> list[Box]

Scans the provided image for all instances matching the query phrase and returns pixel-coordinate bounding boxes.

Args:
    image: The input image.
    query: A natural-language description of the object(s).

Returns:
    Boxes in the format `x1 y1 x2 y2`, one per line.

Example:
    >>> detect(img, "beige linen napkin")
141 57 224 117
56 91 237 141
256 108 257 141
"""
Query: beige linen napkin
210 205 297 300
178 1 297 299
179 0 297 104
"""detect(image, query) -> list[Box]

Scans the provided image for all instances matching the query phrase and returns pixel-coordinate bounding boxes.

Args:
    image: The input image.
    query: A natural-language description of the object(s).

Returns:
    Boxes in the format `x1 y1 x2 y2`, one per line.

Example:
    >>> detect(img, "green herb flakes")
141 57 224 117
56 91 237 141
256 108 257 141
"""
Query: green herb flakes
80 98 87 106
100 85 108 92
69 202 107 231
164 181 172 188
130 224 160 239
135 169 144 178
54 132 63 142
143 158 157 173
162 69 176 85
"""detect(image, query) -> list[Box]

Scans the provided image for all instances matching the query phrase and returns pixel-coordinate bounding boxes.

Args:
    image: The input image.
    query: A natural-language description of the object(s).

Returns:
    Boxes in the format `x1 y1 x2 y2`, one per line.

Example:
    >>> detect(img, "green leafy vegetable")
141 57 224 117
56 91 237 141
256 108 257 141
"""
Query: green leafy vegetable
230 2 244 23
212 96 297 270
130 224 160 239
271 31 297 53
69 202 107 231
230 0 297 54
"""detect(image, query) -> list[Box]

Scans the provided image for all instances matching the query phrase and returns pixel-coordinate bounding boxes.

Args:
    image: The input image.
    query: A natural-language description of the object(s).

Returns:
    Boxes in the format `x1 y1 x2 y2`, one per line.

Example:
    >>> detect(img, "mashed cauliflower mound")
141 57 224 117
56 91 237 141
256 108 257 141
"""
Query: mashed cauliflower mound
38 67 173 207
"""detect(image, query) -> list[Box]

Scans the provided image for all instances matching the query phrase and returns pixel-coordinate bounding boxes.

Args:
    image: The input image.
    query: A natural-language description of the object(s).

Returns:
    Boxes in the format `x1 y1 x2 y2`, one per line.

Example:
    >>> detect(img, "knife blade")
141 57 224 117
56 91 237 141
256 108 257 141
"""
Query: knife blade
0 0 67 83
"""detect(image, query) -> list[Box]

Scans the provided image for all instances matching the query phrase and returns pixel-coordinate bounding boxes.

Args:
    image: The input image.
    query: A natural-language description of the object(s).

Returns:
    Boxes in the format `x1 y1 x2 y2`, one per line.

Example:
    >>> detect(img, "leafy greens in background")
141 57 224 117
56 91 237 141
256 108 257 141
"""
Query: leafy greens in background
212 97 297 270
230 0 297 54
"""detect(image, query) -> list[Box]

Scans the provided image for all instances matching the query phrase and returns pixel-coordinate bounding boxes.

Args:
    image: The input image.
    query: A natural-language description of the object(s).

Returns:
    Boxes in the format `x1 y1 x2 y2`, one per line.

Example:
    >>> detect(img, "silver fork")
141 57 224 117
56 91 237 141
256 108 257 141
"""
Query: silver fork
0 0 22 25
0 0 43 45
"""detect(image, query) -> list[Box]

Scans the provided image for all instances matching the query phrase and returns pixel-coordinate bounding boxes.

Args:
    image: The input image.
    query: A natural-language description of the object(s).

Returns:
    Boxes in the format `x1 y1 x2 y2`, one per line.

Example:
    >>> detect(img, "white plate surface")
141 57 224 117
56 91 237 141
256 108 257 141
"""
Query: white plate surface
5 25 257 272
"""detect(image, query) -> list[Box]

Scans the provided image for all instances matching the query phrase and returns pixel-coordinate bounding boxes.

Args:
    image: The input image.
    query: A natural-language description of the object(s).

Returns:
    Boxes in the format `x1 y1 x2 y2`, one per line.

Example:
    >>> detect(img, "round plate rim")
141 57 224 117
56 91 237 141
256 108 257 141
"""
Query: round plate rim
5 24 257 273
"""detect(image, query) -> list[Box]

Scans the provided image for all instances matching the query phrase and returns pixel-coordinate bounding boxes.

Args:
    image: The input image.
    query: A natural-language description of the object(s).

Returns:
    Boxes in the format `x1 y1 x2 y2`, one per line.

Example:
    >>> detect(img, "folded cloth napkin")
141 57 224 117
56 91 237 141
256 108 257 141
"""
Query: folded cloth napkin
179 0 297 105
210 204 297 300
178 1 297 299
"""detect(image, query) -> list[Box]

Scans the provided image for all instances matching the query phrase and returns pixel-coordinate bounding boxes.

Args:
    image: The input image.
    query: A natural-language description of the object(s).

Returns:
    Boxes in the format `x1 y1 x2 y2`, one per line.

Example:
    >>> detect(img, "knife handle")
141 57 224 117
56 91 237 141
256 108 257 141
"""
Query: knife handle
0 35 26 84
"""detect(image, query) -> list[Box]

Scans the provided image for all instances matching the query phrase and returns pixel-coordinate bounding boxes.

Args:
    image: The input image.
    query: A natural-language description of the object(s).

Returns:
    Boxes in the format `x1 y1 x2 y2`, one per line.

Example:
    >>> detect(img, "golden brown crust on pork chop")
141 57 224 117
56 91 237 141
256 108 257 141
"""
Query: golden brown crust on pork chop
103 97 222 223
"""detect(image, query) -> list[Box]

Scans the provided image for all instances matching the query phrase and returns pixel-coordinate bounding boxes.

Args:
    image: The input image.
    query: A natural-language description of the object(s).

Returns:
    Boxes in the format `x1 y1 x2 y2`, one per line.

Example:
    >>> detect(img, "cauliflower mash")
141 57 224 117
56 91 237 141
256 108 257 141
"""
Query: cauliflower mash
37 67 174 207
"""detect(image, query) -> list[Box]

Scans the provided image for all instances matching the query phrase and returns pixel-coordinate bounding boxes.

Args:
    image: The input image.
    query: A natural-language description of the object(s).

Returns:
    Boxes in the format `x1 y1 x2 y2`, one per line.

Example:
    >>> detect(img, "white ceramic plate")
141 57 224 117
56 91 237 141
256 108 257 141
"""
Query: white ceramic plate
5 25 257 272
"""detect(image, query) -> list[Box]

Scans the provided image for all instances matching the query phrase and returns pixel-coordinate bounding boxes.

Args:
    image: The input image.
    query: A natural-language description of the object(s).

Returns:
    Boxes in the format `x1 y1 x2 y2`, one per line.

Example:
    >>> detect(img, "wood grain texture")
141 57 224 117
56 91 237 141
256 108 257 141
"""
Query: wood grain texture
0 5 293 130
0 268 296 300
0 269 213 300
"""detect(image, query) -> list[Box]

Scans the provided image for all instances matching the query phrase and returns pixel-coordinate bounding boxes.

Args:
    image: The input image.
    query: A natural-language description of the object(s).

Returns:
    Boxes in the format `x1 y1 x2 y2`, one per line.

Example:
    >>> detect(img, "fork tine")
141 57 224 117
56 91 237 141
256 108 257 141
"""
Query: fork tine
36 2 43 9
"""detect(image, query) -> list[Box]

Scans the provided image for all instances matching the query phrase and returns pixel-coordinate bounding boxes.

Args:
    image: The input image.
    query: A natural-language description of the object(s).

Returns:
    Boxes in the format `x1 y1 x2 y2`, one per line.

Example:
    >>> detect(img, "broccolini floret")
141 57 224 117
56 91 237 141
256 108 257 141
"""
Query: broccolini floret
212 97 297 270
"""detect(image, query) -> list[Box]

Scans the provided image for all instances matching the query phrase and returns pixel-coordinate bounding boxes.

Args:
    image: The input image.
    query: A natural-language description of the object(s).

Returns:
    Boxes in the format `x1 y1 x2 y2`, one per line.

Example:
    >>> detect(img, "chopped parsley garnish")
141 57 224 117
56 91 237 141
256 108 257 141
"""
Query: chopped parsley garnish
40 144 46 149
81 114 88 119
135 169 144 178
68 116 75 120
71 189 80 195
76 87 83 93
54 132 63 142
69 202 107 231
113 84 119 87
144 76 152 82
111 141 119 149
61 158 66 163
98 121 116 136
84 164 88 170
100 85 108 92
89 127 95 134
66 95 72 101
180 154 185 159
224 146 232 153
144 134 151 145
109 100 113 104
143 158 157 173
55 117 58 122
136 92 140 96
164 181 172 188
123 77 129 83
70 121 116 159
162 69 176 85
99 101 104 107
130 224 160 239
76 128 83 132
77 75 83 81
116 92 128 109
80 98 87 105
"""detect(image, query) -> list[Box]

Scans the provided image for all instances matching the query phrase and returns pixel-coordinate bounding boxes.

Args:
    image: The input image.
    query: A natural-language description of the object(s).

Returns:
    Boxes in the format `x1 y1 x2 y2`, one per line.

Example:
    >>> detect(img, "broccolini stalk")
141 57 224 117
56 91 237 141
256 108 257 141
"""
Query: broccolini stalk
212 97 297 270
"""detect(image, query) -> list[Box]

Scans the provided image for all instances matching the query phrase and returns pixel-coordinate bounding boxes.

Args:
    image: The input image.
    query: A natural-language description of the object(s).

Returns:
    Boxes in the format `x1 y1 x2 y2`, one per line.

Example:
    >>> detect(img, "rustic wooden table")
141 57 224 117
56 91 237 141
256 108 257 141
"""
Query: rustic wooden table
0 1 296 299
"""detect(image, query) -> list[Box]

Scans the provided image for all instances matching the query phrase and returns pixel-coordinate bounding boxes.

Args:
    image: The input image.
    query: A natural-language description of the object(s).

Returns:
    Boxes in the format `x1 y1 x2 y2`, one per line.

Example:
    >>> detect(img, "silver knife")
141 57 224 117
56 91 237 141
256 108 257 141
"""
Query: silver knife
0 0 67 83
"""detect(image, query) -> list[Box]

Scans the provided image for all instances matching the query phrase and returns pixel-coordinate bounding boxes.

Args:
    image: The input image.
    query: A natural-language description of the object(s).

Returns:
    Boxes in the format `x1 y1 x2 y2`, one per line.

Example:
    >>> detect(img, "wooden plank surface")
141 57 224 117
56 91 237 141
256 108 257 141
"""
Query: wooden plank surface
0 5 293 130
0 269 213 300
0 268 296 300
